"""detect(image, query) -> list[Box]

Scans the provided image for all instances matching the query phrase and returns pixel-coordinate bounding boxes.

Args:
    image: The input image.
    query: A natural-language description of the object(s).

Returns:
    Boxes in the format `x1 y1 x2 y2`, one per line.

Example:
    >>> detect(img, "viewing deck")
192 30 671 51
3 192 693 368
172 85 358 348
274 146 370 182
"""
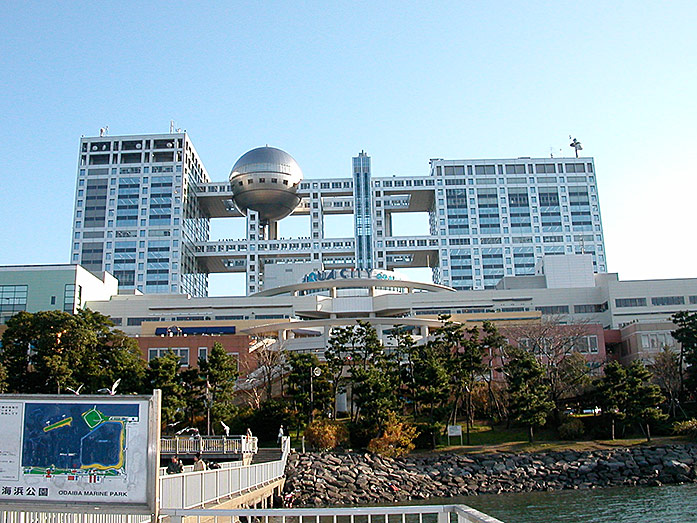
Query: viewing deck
160 435 258 459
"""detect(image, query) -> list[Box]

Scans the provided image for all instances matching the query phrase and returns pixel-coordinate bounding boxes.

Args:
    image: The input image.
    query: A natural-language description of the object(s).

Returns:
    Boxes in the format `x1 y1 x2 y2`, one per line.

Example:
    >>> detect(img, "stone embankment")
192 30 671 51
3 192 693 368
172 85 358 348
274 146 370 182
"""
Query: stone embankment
284 444 697 506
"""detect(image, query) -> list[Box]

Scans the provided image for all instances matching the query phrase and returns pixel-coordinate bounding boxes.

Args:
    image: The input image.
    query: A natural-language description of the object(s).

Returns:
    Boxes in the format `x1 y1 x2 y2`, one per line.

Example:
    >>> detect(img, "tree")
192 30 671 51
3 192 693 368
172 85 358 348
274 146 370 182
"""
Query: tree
595 361 629 440
504 347 554 442
409 339 450 422
0 309 145 395
597 360 666 441
198 342 239 434
651 347 682 418
1 310 93 393
479 321 510 424
146 351 186 427
671 310 697 397
324 326 355 417
0 359 7 393
73 309 146 394
437 318 485 444
250 341 286 403
505 319 595 419
347 321 401 431
179 366 206 427
624 361 667 441
285 353 331 432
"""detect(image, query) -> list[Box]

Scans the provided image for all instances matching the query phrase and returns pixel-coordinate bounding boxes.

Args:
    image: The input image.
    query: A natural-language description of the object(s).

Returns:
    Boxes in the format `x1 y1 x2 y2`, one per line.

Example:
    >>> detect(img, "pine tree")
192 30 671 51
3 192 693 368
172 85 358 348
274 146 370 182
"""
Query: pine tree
504 347 554 442
146 351 186 427
198 342 239 433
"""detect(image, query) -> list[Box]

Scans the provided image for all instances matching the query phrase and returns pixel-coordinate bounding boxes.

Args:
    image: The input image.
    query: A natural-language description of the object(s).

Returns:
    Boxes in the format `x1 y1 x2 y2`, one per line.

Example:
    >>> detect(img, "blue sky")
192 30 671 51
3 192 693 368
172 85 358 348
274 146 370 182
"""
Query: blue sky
1 2 696 296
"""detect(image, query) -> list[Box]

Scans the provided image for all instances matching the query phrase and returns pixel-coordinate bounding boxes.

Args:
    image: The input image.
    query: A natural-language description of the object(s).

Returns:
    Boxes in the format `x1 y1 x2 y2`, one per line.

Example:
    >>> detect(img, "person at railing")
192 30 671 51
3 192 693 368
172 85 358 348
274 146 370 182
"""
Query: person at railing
167 455 183 474
277 425 284 445
193 452 206 472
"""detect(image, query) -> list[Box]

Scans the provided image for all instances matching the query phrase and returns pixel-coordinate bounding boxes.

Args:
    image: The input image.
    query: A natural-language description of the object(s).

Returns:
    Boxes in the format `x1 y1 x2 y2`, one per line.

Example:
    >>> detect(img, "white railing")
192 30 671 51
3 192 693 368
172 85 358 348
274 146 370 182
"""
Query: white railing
159 456 248 476
159 437 290 510
163 504 504 523
0 514 151 523
160 436 257 455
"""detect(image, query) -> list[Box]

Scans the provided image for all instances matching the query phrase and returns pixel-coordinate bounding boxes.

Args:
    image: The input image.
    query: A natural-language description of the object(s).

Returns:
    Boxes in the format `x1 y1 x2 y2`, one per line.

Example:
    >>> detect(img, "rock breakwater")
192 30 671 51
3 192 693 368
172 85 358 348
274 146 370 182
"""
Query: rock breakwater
284 444 697 506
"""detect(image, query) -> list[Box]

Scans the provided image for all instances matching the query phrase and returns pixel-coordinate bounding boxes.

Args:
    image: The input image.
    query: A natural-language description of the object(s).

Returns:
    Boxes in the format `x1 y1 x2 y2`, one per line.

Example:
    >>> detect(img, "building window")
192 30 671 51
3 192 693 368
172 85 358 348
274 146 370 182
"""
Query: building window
0 284 28 322
575 335 599 354
63 284 80 312
148 347 190 366
615 298 647 308
535 305 570 315
198 347 208 361
651 296 685 306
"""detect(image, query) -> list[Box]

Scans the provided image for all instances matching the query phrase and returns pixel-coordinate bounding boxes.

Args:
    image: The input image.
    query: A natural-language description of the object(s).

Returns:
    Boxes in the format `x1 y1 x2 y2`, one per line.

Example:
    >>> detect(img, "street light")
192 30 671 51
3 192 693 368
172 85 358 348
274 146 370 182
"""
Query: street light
310 366 321 422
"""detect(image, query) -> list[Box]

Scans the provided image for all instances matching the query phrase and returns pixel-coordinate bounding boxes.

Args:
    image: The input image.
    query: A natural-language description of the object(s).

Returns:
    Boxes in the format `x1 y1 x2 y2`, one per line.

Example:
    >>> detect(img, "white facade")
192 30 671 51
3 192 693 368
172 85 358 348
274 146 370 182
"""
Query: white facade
70 134 607 297
71 133 211 296
194 153 607 295
83 256 697 337
534 254 596 288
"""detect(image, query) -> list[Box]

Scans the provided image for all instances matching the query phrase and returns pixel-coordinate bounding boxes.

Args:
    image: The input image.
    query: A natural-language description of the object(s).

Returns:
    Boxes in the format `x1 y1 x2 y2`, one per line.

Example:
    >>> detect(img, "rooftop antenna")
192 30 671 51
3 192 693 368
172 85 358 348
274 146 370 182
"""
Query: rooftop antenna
170 120 175 133
569 136 583 158
549 146 554 158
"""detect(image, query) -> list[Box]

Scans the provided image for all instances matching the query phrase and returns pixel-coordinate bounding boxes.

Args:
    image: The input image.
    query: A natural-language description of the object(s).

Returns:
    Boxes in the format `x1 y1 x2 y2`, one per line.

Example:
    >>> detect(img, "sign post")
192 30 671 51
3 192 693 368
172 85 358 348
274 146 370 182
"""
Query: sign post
0 391 161 516
447 424 463 446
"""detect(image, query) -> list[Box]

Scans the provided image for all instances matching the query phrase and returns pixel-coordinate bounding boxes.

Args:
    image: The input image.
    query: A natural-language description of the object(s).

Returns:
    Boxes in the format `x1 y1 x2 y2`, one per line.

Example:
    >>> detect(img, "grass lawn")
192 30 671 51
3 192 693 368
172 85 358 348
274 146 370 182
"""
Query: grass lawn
423 422 692 455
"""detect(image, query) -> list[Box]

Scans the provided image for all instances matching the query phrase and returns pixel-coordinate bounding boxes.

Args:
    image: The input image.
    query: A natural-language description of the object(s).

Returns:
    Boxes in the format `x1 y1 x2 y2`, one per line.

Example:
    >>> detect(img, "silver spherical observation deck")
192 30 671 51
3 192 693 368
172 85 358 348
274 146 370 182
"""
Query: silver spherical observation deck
229 146 303 223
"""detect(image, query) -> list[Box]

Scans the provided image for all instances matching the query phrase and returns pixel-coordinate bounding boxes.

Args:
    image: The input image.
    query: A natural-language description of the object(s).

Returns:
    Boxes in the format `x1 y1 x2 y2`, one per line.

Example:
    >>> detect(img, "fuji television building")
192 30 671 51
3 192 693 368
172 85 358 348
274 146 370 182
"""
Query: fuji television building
70 135 606 298
61 135 697 368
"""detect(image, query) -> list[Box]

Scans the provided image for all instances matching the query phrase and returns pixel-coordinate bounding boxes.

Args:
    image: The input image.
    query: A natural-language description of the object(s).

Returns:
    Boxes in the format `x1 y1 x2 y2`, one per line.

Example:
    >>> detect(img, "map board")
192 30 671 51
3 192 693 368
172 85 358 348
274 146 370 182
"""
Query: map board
0 392 160 513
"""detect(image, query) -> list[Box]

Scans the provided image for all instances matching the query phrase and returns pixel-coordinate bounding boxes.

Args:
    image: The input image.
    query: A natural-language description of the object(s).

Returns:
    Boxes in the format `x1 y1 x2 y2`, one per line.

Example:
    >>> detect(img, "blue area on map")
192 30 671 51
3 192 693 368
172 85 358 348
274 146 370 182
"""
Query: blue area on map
21 403 138 470
81 421 123 467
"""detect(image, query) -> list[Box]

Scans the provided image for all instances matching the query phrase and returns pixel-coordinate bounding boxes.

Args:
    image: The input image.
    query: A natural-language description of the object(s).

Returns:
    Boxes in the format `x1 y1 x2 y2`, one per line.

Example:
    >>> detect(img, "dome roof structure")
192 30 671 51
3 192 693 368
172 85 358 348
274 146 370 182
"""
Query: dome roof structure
229 146 303 222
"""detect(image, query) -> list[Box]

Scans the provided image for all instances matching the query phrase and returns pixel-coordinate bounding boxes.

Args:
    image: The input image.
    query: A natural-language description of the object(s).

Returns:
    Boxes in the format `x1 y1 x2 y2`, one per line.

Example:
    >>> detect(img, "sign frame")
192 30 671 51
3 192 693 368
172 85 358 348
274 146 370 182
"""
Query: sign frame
0 390 161 516
447 424 463 445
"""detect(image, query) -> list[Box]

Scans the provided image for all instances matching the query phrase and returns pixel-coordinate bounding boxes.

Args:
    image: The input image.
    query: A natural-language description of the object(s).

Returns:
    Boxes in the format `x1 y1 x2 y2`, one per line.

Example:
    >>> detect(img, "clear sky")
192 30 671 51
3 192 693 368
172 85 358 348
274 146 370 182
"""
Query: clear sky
1 2 696 296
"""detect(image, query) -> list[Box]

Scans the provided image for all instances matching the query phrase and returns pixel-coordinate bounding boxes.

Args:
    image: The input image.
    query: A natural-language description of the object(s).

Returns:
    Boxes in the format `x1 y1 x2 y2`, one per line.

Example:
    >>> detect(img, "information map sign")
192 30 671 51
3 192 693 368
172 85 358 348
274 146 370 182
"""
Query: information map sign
0 392 160 514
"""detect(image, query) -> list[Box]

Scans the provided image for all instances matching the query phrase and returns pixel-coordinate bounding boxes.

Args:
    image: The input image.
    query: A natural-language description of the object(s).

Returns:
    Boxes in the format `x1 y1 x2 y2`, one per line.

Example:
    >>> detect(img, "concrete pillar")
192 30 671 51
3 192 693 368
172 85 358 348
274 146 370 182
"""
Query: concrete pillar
268 220 278 240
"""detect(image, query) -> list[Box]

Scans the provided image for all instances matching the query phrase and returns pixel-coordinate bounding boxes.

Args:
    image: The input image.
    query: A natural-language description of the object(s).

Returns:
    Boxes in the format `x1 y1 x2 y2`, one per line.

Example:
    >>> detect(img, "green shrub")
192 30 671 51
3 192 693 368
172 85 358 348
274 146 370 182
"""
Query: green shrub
558 418 585 440
304 419 349 450
367 412 420 458
413 422 444 449
673 419 697 439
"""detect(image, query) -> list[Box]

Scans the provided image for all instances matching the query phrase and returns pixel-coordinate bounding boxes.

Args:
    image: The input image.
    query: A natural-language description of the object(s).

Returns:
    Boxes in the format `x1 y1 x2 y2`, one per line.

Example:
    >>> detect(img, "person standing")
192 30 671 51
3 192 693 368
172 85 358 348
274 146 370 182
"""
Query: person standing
277 425 284 445
193 452 206 472
167 455 183 474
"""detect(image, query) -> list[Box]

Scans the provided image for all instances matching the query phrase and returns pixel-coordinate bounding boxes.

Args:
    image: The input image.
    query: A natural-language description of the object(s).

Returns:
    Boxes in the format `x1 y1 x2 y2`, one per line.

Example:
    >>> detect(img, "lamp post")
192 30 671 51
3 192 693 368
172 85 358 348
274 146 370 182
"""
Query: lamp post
310 366 321 422
205 380 212 436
